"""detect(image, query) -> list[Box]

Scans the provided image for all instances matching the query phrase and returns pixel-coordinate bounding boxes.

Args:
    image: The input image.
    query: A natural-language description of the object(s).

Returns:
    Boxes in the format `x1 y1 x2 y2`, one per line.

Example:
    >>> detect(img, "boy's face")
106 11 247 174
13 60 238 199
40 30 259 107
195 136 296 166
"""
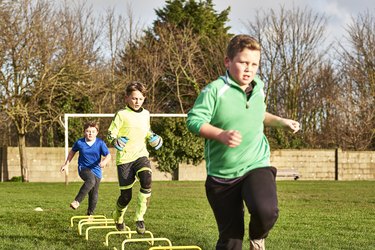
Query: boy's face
224 48 260 87
126 90 145 111
84 126 98 142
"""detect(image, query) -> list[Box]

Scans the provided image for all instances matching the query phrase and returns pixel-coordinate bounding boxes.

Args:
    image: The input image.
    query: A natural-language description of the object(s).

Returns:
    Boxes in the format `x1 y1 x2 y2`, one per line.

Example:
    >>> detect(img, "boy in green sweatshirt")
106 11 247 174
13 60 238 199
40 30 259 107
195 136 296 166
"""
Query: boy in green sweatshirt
187 34 300 250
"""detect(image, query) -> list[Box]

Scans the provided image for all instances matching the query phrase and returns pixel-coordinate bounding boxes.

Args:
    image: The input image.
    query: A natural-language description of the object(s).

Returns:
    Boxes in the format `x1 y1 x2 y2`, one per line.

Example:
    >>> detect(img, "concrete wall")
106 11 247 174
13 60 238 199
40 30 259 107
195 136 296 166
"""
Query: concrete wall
1 147 374 182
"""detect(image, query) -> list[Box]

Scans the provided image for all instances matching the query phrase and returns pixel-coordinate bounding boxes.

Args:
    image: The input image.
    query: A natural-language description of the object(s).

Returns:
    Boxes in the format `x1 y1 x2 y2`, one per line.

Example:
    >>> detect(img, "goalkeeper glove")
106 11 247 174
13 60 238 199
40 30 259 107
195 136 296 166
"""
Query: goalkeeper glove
148 133 163 150
112 137 129 151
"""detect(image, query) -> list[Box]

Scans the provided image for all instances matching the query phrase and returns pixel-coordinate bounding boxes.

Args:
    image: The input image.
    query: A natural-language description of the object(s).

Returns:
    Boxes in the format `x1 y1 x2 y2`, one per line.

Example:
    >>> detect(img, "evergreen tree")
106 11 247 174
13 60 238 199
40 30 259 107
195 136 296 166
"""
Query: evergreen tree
153 0 231 38
117 0 233 175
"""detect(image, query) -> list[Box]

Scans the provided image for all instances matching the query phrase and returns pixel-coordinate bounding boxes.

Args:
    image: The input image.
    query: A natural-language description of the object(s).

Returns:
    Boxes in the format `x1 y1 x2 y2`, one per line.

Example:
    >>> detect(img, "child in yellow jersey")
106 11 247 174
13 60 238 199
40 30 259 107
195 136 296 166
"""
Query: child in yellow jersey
107 81 162 234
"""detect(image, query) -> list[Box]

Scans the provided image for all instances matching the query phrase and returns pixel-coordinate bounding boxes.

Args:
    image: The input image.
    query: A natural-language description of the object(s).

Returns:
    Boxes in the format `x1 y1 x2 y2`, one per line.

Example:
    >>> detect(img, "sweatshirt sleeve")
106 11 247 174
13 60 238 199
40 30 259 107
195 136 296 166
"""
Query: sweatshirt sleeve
186 84 217 135
107 111 122 142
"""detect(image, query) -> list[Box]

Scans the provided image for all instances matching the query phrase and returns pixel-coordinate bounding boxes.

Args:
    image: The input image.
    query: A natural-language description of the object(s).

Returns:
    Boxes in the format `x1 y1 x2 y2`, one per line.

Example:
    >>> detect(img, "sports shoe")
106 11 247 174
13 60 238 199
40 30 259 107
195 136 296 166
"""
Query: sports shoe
87 215 94 222
112 210 126 231
70 200 79 210
135 220 145 234
250 238 265 250
115 222 126 231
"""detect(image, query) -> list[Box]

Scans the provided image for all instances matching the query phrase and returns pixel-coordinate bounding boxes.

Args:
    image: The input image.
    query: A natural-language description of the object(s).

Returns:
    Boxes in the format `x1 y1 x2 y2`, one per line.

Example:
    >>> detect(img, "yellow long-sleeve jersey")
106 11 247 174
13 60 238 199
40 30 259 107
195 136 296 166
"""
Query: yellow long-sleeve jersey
107 106 153 165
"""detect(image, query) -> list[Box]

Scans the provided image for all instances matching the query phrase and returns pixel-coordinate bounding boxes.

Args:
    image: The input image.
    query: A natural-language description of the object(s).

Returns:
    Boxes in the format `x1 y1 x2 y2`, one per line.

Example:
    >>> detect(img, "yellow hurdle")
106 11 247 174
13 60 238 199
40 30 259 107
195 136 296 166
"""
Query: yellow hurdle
70 215 106 227
78 219 115 235
121 237 172 250
69 216 199 250
85 225 118 240
149 246 202 250
103 229 153 246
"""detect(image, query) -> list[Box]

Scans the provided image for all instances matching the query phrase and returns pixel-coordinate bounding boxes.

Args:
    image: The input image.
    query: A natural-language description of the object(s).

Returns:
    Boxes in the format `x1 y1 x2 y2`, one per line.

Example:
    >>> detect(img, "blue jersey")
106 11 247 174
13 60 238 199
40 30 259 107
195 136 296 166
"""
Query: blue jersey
72 138 110 178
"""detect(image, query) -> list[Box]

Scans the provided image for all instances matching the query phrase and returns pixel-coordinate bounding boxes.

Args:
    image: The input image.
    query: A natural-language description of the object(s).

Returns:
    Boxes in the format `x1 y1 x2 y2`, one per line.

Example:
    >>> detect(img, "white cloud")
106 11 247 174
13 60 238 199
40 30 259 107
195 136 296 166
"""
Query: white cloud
88 0 374 43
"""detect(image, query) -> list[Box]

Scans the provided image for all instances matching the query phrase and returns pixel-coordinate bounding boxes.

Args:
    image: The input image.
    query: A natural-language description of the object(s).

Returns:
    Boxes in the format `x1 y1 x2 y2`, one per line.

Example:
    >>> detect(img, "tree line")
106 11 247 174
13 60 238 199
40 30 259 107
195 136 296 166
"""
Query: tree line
0 0 374 181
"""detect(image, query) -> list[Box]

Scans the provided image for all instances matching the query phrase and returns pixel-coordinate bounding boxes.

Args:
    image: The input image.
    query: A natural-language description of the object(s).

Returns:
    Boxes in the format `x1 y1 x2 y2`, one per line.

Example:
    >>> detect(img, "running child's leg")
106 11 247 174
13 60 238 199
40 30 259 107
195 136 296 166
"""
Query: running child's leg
71 168 96 209
242 167 278 248
113 163 135 231
133 157 152 234
205 176 244 250
87 175 101 215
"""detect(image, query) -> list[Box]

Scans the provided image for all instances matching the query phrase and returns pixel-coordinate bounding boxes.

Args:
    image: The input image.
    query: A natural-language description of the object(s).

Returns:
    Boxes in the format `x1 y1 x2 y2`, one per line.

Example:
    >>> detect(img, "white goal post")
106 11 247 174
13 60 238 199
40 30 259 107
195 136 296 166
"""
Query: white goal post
63 113 187 184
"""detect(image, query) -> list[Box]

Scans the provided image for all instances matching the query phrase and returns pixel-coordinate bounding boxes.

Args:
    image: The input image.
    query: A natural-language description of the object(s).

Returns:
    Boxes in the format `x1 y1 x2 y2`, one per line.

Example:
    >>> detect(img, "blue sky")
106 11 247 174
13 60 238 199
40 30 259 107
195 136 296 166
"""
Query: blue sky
90 0 374 43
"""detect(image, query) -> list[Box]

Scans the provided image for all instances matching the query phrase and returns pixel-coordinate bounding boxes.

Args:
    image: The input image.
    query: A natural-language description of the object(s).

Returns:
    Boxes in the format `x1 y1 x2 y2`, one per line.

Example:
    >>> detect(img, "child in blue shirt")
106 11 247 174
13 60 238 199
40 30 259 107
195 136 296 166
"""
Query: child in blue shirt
61 121 111 215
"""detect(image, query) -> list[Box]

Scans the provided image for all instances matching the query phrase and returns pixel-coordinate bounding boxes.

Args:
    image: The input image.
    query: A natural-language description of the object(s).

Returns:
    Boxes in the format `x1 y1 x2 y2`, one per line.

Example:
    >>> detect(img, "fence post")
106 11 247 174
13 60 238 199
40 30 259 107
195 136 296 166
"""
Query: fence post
0 147 2 182
0 146 8 182
335 148 339 181
172 166 179 181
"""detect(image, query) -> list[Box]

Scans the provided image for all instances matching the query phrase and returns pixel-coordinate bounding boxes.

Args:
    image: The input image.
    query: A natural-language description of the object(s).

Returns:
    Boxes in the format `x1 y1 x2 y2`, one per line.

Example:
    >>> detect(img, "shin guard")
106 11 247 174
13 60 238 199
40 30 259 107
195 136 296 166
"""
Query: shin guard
134 191 151 222
113 202 128 224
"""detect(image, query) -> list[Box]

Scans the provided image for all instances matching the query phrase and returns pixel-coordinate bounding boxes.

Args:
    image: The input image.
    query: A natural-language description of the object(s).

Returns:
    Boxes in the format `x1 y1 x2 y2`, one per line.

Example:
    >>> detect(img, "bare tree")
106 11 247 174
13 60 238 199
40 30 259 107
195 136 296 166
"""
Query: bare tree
39 0 104 147
151 25 204 113
0 0 103 181
335 11 375 149
118 23 227 114
0 0 61 181
245 5 330 148
93 4 142 113
126 32 166 112
116 0 230 114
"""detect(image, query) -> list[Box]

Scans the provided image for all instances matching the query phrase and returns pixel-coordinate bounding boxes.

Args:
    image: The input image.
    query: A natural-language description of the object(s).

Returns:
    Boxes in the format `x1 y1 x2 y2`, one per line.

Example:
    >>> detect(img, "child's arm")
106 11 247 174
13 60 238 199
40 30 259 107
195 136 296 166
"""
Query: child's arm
264 112 300 133
107 113 129 151
99 153 111 168
60 150 76 172
199 123 242 148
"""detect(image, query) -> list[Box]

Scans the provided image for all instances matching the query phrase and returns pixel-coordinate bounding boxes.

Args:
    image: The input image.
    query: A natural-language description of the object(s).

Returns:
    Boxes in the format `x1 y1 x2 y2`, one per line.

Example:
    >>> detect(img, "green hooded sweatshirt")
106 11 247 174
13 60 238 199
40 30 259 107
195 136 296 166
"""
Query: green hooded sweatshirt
186 72 270 178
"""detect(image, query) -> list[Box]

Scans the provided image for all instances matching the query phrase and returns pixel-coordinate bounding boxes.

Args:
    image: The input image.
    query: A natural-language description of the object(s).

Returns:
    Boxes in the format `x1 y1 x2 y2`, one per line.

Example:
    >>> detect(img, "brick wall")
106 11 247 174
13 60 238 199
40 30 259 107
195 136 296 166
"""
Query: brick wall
1 147 374 182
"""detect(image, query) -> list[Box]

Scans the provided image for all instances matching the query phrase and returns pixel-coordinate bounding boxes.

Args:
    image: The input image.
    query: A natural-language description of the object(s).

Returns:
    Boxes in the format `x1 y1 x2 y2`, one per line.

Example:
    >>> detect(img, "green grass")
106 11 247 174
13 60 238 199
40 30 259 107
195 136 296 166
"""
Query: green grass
0 181 374 249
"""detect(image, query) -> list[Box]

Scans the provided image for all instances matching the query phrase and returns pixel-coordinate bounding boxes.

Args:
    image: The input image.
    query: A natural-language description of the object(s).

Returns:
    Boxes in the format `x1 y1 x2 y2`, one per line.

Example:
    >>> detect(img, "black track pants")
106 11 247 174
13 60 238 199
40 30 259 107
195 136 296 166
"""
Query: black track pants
75 167 101 215
205 167 279 250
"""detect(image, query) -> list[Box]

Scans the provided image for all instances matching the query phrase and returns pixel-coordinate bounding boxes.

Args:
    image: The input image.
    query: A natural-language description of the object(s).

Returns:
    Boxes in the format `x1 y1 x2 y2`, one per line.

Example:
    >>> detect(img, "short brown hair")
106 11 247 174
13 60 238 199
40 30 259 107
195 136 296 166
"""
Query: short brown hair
84 121 99 132
226 34 261 60
126 81 147 97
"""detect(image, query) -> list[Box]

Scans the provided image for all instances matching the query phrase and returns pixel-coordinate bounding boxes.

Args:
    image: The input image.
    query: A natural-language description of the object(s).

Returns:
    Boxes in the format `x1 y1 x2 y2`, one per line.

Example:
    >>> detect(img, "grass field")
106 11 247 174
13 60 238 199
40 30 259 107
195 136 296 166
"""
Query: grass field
0 181 374 250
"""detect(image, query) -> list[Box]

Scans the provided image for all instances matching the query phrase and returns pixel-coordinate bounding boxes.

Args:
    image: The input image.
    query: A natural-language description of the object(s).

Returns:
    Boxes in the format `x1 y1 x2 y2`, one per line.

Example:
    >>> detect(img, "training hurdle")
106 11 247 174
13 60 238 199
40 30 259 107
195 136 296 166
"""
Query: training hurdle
78 218 115 235
149 246 202 250
119 237 172 250
69 216 202 250
70 215 106 227
85 225 117 240
104 230 154 246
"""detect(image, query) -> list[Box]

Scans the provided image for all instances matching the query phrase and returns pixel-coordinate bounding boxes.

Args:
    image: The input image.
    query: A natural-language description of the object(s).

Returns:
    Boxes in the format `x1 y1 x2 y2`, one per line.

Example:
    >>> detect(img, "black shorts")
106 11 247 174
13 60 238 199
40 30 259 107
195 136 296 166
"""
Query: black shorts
117 156 151 189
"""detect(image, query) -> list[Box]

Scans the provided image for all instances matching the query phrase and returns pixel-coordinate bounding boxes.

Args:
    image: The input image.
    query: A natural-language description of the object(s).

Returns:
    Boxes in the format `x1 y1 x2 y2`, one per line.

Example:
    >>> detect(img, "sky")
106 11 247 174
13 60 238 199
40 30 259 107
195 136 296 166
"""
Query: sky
90 0 375 44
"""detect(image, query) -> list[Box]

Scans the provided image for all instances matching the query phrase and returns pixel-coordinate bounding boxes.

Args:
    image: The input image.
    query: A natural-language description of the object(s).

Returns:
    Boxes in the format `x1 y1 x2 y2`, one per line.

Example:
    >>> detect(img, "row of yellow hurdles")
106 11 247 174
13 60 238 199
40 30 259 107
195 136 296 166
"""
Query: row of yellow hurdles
70 215 202 250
